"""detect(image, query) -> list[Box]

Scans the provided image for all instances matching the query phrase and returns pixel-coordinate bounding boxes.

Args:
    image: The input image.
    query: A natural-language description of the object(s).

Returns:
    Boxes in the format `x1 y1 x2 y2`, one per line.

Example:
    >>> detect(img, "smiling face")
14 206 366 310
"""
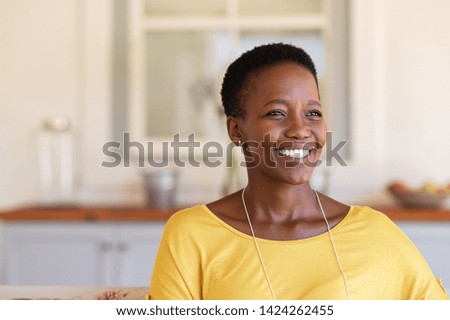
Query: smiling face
227 62 327 185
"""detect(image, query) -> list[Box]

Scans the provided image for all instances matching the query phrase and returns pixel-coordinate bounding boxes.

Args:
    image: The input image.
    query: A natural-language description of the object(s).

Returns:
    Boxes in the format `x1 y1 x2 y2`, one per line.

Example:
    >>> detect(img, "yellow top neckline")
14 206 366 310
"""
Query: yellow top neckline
199 203 356 245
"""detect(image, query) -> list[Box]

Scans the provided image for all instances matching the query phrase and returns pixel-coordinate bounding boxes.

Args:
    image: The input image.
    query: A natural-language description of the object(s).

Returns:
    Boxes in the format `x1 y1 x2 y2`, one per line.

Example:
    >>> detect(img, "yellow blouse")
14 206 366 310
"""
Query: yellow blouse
148 205 448 300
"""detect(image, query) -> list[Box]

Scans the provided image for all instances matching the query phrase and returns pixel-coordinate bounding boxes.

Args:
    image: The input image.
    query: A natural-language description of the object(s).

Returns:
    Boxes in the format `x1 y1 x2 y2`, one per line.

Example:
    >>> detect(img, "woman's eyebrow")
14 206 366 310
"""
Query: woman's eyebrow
263 99 322 107
306 100 322 107
263 99 289 106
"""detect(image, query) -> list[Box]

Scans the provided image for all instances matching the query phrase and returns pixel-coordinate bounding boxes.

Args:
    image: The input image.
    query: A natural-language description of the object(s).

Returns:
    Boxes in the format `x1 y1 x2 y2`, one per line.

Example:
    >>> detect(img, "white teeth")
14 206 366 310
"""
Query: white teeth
278 149 310 158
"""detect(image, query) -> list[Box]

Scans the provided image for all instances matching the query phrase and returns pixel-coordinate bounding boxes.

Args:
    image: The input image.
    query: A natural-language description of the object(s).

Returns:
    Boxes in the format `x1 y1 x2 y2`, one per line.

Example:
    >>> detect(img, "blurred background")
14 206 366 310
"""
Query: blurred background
0 0 450 289
1 0 449 209
1 0 449 210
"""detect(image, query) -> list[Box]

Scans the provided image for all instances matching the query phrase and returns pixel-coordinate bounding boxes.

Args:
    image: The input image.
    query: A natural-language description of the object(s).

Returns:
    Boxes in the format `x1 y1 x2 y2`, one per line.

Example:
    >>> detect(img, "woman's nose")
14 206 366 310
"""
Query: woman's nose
284 116 311 139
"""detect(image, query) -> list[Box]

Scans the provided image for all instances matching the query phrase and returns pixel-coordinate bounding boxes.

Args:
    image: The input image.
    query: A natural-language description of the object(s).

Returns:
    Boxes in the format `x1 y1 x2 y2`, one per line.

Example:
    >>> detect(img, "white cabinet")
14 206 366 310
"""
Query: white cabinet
110 224 165 286
396 222 450 289
0 222 165 286
2 220 448 290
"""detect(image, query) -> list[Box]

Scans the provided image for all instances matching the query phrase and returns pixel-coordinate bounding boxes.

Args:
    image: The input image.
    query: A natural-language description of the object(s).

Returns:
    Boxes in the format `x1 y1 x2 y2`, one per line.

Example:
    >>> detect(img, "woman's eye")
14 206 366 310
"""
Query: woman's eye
306 110 322 118
266 110 285 117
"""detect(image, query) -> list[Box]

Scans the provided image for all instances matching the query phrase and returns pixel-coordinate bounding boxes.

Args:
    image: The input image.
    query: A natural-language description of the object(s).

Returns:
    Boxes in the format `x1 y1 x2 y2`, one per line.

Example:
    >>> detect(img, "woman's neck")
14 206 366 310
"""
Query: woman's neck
243 179 322 223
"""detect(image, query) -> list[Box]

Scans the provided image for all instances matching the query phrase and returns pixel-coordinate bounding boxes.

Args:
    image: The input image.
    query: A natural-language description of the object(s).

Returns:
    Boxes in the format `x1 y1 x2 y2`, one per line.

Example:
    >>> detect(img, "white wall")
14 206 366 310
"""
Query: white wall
0 0 79 207
328 0 450 207
1 0 449 209
383 0 450 185
0 0 139 210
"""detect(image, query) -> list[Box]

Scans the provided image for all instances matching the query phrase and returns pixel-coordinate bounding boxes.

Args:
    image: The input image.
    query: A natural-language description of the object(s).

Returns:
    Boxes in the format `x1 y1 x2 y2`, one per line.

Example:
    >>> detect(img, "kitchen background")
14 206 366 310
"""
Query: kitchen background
1 0 449 209
0 0 449 288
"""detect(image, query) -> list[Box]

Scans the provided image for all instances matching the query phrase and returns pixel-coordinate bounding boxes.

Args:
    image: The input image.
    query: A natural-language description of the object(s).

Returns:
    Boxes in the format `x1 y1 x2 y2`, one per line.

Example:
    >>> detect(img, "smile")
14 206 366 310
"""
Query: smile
277 148 310 159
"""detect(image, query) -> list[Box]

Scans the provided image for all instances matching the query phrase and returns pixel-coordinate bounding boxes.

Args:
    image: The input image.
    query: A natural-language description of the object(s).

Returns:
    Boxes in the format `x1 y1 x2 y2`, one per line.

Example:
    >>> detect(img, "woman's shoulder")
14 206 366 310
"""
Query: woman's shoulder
165 204 212 229
159 204 219 246
345 205 408 237
349 205 395 223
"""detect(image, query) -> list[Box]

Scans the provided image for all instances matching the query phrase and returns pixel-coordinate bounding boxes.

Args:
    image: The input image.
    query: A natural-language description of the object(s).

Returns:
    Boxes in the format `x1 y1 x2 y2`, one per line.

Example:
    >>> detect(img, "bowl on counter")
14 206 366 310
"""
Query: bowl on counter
388 190 449 208
387 181 450 208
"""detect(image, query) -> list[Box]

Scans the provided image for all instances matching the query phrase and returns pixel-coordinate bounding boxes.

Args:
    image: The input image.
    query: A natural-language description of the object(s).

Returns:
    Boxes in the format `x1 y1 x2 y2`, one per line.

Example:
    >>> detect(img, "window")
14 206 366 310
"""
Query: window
116 0 349 201
126 0 349 152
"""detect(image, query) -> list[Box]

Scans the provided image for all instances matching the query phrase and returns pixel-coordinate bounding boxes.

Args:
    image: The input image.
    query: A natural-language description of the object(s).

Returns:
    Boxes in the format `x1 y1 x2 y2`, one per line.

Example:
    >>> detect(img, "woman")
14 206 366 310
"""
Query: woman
148 43 447 299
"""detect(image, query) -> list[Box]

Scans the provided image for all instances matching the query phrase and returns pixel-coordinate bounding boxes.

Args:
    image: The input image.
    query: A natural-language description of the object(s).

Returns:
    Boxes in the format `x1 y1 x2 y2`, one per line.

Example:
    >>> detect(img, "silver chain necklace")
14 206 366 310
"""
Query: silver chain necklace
241 187 349 300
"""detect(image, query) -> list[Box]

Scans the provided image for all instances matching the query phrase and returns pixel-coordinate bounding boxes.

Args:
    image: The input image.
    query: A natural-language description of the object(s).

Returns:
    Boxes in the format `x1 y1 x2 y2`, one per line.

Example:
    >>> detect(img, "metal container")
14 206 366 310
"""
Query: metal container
143 170 178 208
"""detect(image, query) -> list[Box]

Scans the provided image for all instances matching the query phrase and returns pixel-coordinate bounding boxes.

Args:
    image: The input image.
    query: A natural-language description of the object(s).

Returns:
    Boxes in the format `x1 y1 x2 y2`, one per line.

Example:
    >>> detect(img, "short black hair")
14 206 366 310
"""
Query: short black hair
220 43 319 117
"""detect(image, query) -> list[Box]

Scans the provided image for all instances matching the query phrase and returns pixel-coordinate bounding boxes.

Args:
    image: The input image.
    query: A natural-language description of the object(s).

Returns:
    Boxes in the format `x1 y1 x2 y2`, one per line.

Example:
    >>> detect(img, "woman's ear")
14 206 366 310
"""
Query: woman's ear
227 116 241 145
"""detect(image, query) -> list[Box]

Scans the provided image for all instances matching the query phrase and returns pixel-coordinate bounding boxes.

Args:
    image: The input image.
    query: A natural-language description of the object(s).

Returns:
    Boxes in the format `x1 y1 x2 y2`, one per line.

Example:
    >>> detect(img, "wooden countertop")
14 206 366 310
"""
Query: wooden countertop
0 205 450 222
374 206 450 221
0 206 177 221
